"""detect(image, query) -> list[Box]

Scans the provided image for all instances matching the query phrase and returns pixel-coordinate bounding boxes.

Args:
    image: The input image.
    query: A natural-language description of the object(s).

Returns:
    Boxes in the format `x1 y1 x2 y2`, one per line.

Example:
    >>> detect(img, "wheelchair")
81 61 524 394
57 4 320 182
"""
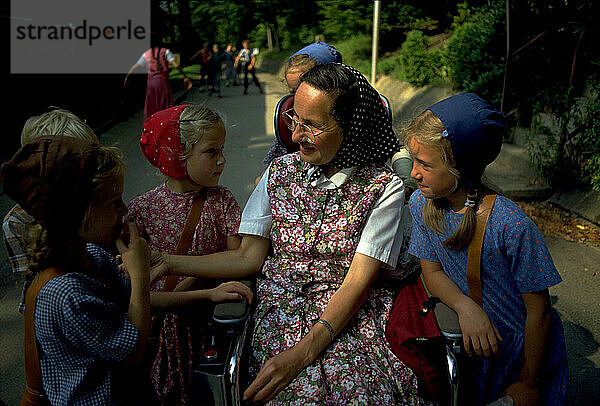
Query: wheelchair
191 280 254 406
189 93 467 406
420 274 464 406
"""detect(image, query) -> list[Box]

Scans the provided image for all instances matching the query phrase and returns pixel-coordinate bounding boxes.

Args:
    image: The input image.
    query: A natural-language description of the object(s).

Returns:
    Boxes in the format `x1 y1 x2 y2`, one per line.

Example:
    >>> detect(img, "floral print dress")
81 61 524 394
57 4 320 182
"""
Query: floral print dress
247 153 420 405
126 183 241 405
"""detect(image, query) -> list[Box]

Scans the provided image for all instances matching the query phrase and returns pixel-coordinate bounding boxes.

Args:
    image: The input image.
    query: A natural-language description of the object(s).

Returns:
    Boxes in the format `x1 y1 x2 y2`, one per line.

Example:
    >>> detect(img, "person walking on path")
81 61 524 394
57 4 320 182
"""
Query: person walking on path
207 43 224 98
124 34 192 122
189 42 213 92
223 43 238 87
234 40 263 95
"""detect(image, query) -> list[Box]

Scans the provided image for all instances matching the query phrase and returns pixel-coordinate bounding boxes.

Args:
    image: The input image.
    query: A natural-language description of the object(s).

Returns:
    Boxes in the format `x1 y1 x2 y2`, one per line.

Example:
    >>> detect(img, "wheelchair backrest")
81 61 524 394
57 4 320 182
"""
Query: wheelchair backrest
274 93 394 154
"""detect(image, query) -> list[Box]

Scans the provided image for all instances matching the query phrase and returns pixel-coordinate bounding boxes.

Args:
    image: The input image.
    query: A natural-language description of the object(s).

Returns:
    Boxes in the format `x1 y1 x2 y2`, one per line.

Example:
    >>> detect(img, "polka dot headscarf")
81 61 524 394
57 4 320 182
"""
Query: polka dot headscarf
308 63 400 181
140 105 189 180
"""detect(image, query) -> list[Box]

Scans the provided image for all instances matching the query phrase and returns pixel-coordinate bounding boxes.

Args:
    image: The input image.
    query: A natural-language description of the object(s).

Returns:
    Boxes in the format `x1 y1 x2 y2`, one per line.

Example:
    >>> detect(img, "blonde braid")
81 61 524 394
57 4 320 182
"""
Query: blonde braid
403 109 480 250
443 189 479 250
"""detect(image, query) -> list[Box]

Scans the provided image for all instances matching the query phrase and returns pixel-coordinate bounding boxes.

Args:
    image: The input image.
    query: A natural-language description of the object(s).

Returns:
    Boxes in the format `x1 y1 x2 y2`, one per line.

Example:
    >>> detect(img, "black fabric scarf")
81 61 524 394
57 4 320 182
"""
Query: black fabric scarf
308 63 400 182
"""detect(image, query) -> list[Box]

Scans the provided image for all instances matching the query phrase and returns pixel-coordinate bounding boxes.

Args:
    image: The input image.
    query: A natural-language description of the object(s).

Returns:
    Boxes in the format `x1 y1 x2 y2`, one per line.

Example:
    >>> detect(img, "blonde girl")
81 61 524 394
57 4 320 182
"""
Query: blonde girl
405 93 568 406
126 104 251 405
4 108 98 314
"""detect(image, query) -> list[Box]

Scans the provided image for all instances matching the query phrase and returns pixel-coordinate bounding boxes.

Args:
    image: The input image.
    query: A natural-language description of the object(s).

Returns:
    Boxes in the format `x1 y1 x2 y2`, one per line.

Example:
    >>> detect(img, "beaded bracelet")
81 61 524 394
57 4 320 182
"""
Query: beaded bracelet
316 319 336 342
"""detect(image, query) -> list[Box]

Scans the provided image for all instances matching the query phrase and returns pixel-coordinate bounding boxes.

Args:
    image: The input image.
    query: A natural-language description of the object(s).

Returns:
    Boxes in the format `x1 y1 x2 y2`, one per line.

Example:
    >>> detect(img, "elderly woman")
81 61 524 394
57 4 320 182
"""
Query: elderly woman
159 63 420 404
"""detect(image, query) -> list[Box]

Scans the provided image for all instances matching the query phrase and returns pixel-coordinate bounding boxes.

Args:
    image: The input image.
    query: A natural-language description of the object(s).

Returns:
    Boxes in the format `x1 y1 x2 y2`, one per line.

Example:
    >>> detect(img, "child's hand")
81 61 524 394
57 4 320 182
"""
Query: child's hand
114 254 130 280
209 281 253 304
505 382 539 406
457 299 502 358
149 251 168 283
115 222 150 281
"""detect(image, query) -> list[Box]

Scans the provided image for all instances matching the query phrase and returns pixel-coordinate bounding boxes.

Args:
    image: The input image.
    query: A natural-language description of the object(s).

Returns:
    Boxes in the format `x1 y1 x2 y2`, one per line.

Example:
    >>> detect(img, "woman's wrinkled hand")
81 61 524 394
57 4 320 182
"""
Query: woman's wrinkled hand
148 251 168 283
115 222 150 281
209 281 253 304
243 348 306 404
116 246 165 283
457 298 502 358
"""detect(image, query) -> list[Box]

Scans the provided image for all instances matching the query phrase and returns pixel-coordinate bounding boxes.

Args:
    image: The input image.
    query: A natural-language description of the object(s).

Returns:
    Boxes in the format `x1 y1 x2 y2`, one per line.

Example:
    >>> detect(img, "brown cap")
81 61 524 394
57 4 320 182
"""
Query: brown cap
1 136 100 229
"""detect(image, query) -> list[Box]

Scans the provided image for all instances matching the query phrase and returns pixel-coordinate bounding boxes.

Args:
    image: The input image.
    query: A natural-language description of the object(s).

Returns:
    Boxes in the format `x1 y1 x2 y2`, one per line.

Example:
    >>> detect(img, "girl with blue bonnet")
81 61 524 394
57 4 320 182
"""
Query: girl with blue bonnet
260 42 343 170
284 42 343 94
404 93 568 405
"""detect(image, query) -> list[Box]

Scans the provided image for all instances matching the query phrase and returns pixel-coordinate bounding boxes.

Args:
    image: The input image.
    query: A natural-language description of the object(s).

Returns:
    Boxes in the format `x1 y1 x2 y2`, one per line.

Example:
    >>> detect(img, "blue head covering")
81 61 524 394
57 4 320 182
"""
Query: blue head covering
289 42 342 64
427 92 505 189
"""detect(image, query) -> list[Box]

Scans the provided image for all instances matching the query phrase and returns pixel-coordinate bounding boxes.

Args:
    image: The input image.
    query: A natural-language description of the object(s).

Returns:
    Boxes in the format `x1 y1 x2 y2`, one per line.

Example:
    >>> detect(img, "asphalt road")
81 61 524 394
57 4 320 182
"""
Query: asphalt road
1 71 598 405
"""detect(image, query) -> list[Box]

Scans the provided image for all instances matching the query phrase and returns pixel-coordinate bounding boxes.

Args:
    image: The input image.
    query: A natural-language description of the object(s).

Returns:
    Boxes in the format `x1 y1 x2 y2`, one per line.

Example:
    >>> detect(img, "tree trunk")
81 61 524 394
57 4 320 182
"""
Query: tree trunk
177 0 196 62
266 22 273 51
272 17 280 52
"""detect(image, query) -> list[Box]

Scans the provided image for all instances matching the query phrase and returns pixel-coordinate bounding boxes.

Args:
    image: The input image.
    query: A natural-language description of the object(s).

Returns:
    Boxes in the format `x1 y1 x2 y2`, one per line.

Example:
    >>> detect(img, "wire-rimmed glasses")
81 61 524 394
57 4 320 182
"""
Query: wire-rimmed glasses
282 108 325 141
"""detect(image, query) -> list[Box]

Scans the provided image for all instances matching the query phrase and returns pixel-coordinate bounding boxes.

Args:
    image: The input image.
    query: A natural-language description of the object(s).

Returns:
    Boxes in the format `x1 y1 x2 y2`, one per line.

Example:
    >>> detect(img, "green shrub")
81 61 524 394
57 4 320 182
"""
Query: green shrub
398 30 440 87
576 94 600 192
335 34 372 65
334 34 373 76
527 82 600 191
444 1 505 105
377 54 401 76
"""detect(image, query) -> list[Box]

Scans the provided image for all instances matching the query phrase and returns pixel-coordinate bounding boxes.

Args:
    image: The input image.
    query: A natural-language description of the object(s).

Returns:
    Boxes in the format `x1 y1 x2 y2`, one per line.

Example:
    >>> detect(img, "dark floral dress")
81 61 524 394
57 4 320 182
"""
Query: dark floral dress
126 184 241 405
248 153 420 405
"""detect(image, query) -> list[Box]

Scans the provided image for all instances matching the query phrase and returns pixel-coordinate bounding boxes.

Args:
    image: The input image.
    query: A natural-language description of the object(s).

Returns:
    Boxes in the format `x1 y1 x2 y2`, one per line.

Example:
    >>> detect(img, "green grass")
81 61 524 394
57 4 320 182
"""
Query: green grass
169 64 202 80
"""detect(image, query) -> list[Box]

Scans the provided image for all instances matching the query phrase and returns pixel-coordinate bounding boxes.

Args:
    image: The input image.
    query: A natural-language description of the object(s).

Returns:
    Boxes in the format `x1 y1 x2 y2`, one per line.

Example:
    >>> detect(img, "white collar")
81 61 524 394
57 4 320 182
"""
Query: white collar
305 166 357 189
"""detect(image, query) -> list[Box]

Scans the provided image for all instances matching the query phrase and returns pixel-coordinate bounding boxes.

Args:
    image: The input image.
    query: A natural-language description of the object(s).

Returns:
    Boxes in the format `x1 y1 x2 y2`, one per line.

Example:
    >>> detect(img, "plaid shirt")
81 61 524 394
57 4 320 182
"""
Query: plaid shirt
35 244 139 405
2 204 35 313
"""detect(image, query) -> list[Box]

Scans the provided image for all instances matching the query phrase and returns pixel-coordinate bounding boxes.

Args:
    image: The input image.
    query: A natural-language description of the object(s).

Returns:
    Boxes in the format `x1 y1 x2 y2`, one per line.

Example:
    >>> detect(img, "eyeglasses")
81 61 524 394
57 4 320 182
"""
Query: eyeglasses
282 108 325 141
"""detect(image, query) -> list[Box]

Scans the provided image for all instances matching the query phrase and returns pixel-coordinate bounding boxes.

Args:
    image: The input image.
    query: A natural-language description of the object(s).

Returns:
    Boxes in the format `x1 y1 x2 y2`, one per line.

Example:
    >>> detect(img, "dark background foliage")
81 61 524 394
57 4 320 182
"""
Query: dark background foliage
4 0 599 189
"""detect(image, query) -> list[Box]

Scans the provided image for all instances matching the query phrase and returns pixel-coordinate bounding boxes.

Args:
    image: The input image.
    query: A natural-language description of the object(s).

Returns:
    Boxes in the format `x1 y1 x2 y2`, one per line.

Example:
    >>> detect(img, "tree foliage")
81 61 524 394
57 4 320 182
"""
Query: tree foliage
157 0 599 189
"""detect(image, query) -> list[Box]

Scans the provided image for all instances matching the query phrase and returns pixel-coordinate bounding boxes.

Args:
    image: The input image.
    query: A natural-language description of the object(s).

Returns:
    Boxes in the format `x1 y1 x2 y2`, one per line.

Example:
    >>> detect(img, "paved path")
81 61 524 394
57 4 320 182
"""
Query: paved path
1 71 598 405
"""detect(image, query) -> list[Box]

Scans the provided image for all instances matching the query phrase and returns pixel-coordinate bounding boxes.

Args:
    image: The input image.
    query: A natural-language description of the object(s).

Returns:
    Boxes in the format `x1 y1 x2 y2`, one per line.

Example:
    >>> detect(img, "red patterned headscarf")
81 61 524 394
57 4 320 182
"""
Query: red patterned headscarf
140 105 190 179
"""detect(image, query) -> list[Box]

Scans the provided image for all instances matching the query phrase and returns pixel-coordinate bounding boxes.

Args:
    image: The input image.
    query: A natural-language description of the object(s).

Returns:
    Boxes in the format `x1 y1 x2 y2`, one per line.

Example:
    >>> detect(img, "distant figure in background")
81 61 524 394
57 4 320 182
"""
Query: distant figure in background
208 43 223 98
124 34 192 121
222 43 238 87
234 39 263 95
189 42 213 92
2 108 98 314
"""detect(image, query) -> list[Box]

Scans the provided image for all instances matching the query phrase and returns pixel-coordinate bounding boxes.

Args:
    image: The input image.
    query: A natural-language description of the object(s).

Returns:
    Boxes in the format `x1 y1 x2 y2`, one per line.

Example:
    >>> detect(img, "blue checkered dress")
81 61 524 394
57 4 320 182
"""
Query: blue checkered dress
34 244 139 405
